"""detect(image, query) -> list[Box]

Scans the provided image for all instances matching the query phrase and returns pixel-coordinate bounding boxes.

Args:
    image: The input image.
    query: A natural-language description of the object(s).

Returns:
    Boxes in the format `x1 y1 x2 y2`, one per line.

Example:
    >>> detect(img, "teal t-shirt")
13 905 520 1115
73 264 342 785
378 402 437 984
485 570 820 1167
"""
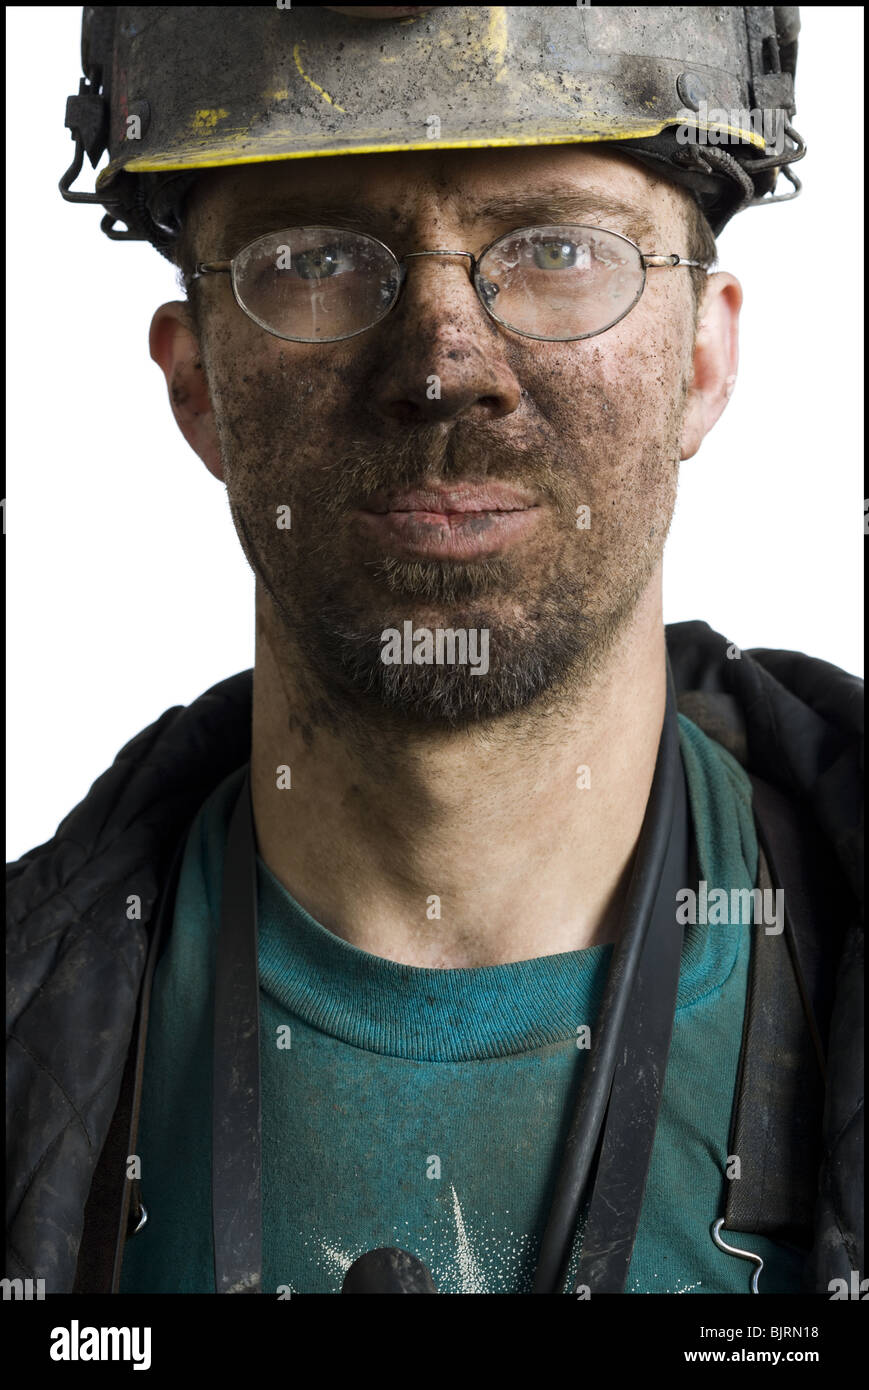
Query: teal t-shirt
120 715 807 1294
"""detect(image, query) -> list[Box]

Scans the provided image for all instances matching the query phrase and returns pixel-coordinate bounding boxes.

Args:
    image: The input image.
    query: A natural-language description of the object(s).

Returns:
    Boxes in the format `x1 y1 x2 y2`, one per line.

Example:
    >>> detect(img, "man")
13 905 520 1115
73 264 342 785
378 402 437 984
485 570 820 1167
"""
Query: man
7 6 862 1297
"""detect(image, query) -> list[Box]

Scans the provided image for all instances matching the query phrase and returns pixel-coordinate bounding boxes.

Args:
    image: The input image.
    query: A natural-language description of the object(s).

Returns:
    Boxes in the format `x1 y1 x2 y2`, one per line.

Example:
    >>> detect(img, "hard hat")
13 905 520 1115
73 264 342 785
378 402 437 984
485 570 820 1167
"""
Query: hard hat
60 6 805 257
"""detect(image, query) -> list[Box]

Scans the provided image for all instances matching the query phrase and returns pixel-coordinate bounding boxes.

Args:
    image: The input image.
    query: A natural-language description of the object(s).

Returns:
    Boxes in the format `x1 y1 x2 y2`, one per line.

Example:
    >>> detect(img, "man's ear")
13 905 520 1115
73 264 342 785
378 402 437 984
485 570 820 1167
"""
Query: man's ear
149 301 224 481
680 272 742 462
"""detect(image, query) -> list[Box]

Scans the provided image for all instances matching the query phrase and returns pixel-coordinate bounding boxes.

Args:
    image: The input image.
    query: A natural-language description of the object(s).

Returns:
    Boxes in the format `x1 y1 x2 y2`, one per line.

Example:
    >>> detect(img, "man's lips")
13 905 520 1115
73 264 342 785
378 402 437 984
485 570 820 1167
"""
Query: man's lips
355 483 542 559
361 483 540 515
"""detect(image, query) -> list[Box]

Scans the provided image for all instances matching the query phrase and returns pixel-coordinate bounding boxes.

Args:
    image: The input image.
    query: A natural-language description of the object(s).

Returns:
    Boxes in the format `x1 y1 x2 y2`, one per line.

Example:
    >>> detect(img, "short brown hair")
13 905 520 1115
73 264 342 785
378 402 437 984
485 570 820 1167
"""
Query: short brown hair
681 194 718 332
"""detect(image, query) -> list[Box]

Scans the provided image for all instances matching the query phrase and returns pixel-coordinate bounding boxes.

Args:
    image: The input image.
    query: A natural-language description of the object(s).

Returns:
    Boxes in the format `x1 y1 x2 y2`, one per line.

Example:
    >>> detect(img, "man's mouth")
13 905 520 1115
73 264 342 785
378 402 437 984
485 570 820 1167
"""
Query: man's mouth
355 482 542 560
363 483 540 515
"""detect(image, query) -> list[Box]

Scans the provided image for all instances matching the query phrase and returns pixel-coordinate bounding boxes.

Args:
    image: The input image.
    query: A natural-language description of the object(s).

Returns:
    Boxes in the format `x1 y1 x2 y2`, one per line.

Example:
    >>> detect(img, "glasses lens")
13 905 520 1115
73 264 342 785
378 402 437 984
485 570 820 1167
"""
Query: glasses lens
232 228 399 342
476 226 643 340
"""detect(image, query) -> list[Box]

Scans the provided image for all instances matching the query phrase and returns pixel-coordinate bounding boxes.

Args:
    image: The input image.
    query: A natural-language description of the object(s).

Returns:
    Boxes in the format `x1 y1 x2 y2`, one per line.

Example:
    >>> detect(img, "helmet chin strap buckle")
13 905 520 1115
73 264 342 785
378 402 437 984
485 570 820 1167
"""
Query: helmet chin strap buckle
59 78 110 205
60 77 140 240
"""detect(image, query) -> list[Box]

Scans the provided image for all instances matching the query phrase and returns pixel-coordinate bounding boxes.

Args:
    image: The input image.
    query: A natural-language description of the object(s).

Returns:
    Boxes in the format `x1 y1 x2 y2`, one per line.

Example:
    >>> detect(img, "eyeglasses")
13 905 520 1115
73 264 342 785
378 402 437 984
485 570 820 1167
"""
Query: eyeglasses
187 224 704 344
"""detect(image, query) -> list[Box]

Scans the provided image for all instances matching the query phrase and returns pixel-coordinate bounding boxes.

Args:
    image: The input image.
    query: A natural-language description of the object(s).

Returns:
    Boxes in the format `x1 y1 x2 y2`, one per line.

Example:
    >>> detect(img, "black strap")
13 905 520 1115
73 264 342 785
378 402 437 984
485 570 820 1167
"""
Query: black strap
533 661 687 1293
722 773 833 1246
213 766 262 1293
76 827 191 1293
573 747 688 1292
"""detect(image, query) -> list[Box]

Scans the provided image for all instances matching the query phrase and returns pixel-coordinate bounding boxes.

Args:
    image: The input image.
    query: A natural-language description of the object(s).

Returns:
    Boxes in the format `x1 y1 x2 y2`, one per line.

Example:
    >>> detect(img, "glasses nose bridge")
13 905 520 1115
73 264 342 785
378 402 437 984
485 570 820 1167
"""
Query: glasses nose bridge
394 247 482 320
399 248 479 287
401 249 477 271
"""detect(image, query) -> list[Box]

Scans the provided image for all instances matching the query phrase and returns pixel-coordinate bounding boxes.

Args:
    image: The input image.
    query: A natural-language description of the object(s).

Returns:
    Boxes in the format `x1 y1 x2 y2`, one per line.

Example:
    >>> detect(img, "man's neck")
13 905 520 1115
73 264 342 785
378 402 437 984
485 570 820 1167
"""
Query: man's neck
250 581 667 968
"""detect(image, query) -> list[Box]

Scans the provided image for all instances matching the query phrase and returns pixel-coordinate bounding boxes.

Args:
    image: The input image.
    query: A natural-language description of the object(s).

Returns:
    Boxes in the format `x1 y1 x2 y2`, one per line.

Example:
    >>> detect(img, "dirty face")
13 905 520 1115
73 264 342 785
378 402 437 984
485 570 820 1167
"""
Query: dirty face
158 145 725 728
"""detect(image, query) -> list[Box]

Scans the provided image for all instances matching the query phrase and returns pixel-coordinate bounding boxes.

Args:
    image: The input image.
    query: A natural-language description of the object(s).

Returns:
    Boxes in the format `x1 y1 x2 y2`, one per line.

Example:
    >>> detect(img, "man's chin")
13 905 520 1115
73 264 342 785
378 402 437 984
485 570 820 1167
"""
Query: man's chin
278 551 610 725
300 608 593 728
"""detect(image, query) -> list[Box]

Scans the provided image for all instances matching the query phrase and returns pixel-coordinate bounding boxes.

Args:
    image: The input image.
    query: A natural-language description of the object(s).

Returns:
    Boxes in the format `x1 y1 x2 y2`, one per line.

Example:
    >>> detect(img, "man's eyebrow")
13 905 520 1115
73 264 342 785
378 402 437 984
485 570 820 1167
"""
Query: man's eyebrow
467 189 660 247
221 200 393 247
219 186 660 251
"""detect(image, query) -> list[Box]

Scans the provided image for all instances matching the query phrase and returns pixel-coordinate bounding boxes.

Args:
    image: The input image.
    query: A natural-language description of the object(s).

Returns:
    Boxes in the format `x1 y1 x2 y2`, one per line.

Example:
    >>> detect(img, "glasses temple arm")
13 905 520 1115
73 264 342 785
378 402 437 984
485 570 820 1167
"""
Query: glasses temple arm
642 254 706 269
186 260 232 286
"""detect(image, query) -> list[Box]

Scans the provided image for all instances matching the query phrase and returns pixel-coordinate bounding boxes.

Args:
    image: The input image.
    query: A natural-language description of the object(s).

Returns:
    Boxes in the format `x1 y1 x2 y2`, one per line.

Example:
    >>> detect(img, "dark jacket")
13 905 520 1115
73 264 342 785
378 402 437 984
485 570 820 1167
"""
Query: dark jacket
6 621 863 1294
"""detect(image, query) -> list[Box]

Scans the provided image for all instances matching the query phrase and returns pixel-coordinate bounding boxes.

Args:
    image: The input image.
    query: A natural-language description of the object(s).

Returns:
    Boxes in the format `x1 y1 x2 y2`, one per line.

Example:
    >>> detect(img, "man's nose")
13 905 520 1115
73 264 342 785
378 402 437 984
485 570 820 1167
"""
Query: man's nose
368 254 522 425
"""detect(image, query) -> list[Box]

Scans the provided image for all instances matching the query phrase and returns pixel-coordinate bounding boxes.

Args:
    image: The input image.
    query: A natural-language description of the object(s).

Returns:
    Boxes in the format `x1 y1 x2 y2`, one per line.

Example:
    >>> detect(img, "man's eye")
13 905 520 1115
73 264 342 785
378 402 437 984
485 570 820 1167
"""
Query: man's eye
532 241 582 270
291 245 349 280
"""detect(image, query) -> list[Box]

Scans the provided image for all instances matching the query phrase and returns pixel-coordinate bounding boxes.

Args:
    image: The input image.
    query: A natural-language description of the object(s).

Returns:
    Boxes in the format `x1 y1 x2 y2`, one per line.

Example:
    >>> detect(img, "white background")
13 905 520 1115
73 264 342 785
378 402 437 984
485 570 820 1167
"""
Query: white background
6 6 864 862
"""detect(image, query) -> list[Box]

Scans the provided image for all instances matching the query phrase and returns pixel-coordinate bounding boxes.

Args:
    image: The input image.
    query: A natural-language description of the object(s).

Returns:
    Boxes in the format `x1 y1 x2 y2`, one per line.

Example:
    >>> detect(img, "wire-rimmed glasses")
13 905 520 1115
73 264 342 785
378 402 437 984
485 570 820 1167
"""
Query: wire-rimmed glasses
188 224 704 344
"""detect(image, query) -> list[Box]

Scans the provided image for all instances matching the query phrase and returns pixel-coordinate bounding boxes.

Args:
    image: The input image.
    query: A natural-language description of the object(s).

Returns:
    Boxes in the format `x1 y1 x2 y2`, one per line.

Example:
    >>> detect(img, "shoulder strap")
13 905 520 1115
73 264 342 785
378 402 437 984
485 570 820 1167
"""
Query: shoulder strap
535 660 688 1293
723 772 842 1247
571 746 688 1293
73 824 189 1292
212 766 262 1294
